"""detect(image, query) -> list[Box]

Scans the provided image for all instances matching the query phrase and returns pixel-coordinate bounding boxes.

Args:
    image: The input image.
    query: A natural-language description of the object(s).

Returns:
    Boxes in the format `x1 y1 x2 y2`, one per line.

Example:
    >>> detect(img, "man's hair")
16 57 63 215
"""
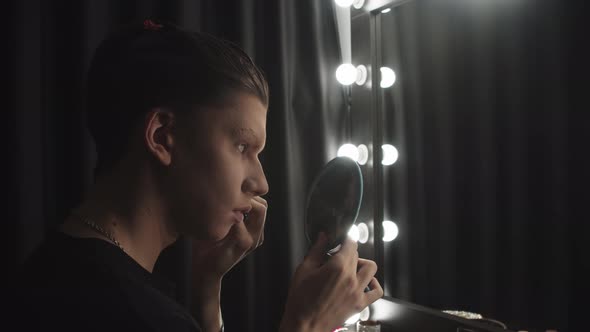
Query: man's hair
86 19 269 176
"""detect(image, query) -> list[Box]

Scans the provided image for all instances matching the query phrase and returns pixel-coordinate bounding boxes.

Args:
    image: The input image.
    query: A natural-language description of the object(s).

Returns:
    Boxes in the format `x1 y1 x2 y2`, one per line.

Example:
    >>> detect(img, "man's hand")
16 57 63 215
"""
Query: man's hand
191 196 267 280
280 233 384 332
189 196 267 332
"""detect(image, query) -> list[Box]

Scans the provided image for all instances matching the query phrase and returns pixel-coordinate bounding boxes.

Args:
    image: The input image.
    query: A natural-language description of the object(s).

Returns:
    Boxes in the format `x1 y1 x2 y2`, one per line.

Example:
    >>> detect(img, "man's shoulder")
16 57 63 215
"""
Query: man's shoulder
19 231 108 280
16 232 202 332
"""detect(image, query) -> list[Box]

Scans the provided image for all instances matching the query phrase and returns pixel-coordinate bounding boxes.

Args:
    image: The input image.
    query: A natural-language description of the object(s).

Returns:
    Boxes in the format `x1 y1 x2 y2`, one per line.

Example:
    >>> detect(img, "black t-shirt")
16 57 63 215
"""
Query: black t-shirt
15 231 202 332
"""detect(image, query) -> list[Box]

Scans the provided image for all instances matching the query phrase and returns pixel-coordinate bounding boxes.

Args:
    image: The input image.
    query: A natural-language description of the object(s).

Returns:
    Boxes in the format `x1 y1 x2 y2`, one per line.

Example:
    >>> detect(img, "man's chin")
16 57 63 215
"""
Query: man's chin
189 227 233 244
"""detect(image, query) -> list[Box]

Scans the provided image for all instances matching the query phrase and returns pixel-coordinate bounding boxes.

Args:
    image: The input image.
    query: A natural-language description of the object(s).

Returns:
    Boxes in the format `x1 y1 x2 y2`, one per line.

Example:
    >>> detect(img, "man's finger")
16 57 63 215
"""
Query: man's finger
356 259 378 291
259 229 264 247
252 196 268 208
332 237 358 267
246 197 267 246
363 277 384 305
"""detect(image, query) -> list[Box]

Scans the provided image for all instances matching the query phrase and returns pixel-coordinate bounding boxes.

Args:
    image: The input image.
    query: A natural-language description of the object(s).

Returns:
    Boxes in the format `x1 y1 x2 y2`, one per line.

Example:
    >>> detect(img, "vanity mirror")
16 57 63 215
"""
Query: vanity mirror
304 156 363 255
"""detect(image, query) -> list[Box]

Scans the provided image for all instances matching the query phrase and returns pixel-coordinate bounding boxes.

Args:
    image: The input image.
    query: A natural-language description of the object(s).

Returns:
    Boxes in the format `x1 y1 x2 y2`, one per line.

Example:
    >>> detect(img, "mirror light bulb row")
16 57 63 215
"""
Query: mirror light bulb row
348 221 399 243
335 64 396 88
337 144 398 166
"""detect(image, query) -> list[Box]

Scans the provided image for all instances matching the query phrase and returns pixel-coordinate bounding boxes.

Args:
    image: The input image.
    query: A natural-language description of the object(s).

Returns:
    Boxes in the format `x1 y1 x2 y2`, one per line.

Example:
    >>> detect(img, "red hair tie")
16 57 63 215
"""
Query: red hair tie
143 19 163 31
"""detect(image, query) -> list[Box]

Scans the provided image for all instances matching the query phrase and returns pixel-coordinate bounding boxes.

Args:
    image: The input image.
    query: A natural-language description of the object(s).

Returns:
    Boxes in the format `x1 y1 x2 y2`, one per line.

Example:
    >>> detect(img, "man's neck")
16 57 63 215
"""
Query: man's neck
61 168 178 272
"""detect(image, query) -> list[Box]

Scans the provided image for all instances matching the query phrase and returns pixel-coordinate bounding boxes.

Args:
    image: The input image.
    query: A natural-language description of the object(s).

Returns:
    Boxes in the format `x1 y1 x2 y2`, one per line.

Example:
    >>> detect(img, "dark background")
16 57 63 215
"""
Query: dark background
359 1 587 331
7 0 587 332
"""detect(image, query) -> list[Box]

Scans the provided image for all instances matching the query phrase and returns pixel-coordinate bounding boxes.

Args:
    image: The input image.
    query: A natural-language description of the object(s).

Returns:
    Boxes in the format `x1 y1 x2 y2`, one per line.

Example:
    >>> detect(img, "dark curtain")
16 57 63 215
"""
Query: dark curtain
8 1 345 332
376 0 584 331
567 3 589 332
9 1 586 332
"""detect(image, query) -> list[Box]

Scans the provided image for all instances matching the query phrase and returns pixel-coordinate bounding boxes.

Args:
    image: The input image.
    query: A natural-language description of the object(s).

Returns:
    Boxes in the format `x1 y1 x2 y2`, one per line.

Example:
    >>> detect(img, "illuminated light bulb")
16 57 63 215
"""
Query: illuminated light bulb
382 220 399 242
348 224 360 242
357 222 369 244
335 0 354 7
338 143 359 161
381 8 392 13
380 67 397 88
357 144 369 165
359 306 371 321
336 64 357 85
336 64 369 86
334 0 365 9
345 312 361 325
381 144 399 165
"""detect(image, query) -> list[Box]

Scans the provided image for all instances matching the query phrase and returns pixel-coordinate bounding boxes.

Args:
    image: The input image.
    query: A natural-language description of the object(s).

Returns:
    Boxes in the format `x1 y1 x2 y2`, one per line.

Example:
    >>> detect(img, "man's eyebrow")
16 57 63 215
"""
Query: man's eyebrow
231 127 266 150
231 127 258 140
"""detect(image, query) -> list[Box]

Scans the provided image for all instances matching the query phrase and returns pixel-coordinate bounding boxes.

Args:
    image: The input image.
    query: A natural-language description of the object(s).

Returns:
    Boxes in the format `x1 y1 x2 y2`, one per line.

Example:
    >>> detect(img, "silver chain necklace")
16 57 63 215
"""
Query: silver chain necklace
80 218 125 252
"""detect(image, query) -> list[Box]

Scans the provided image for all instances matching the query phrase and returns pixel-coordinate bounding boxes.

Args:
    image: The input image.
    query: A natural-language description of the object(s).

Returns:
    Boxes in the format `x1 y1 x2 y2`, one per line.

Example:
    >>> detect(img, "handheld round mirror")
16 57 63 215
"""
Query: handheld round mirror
304 156 363 254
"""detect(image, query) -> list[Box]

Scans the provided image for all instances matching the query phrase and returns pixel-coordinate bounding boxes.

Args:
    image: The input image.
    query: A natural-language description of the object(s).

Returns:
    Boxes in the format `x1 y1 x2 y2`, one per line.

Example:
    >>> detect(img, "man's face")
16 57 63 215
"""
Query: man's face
165 92 268 241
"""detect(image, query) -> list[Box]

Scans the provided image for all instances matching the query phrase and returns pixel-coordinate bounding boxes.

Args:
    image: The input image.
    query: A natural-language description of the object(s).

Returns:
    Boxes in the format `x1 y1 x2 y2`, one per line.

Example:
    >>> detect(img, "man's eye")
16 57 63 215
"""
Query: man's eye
238 143 248 153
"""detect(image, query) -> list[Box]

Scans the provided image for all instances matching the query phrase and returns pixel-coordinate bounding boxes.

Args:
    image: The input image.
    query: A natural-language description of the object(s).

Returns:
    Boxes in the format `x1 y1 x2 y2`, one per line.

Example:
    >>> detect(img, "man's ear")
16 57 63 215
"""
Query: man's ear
144 108 175 166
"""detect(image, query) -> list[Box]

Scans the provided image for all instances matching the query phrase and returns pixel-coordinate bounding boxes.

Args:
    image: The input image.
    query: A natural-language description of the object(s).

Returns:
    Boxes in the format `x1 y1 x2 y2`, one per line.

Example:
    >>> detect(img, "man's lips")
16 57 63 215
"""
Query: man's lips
235 206 252 214
233 211 245 223
232 206 252 223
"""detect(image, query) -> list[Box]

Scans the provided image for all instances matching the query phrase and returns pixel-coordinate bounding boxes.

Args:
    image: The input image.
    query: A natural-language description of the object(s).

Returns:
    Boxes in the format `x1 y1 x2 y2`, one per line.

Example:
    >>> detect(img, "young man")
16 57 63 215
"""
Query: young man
17 20 383 331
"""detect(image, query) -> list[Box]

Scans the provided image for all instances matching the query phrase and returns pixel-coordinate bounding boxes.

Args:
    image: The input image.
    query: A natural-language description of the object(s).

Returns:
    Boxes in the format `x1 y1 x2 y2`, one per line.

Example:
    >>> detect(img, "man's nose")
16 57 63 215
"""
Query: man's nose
244 162 269 196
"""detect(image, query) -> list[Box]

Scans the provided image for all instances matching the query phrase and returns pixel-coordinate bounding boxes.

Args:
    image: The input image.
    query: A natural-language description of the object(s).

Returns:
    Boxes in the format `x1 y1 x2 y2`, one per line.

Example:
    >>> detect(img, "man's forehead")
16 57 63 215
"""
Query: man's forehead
189 93 267 133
